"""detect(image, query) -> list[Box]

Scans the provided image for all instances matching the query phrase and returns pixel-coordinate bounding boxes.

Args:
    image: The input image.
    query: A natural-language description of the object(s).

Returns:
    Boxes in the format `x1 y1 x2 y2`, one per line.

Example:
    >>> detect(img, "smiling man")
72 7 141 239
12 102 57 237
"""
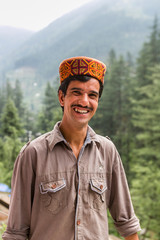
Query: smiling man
3 56 141 240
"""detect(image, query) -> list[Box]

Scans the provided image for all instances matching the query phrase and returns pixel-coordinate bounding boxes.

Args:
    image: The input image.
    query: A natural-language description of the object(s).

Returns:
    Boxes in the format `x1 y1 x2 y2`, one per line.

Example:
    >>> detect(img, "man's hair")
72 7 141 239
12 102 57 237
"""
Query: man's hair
58 75 103 98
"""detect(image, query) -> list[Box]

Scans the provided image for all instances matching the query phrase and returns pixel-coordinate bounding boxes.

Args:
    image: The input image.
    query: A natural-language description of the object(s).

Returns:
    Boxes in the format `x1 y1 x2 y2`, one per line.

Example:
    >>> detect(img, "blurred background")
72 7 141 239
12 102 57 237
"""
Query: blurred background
0 0 160 239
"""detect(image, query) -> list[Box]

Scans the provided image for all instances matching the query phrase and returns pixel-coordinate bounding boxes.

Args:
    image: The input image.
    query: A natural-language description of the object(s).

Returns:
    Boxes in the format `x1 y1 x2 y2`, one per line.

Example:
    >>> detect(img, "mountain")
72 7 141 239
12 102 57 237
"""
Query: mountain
0 26 33 60
0 0 159 109
0 26 34 85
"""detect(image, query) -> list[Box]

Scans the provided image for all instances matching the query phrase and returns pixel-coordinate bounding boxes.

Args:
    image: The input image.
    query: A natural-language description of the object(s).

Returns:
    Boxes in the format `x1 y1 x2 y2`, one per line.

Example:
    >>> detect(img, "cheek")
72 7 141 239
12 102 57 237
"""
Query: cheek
68 96 80 105
92 101 98 111
63 97 76 108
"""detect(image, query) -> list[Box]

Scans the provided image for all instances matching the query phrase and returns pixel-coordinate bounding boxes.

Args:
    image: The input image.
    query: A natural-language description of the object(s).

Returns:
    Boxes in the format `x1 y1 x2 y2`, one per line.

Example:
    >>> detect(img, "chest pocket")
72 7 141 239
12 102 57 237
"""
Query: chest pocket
89 179 107 211
40 179 68 215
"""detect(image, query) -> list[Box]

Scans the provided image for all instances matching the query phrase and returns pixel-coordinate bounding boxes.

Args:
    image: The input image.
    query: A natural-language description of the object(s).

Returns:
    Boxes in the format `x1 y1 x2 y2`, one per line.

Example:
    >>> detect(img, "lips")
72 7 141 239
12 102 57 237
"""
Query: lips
72 104 92 114
74 108 89 114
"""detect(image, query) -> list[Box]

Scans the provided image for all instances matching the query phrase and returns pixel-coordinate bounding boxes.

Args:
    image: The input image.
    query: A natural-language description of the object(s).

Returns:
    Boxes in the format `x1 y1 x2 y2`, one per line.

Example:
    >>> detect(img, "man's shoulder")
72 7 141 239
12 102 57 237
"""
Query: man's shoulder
94 133 115 148
88 126 115 149
94 132 111 142
20 131 52 154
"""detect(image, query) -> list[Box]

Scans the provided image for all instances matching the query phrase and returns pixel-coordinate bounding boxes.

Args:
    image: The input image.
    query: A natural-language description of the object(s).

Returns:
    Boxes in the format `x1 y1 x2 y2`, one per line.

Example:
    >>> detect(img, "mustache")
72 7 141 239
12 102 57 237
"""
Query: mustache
71 104 93 111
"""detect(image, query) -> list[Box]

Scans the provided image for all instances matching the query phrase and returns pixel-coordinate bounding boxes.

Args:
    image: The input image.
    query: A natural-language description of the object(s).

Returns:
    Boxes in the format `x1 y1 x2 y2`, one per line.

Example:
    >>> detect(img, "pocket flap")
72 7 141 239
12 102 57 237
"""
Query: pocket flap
40 179 66 194
90 179 107 194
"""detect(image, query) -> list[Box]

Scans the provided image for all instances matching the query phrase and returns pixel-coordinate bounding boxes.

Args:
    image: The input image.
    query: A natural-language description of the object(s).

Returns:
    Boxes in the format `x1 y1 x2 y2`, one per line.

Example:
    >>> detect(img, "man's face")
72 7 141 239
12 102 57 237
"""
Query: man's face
58 78 100 128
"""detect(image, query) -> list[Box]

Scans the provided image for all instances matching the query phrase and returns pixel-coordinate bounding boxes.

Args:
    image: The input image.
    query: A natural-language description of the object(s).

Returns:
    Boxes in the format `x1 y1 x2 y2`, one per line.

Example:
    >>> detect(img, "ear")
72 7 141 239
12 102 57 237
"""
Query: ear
58 90 65 107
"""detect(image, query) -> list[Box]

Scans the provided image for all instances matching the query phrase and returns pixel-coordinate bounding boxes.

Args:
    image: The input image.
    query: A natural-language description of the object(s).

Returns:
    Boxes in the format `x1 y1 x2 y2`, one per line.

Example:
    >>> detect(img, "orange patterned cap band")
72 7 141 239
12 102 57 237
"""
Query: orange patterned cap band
59 56 106 84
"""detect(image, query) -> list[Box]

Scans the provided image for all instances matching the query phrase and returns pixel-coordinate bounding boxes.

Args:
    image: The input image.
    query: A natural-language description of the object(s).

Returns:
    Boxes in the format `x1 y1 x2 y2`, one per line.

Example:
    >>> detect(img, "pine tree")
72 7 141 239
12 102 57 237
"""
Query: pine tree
5 81 14 99
131 162 160 240
0 136 23 187
132 65 160 165
0 87 6 117
136 16 160 86
13 79 25 117
0 98 23 138
0 98 24 186
130 18 160 239
149 16 159 64
108 49 116 66
130 64 160 239
37 82 61 133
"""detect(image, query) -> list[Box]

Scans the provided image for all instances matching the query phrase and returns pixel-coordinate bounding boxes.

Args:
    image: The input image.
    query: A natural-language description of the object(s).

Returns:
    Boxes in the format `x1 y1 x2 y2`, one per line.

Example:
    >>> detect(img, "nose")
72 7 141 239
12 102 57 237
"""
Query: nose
78 93 89 106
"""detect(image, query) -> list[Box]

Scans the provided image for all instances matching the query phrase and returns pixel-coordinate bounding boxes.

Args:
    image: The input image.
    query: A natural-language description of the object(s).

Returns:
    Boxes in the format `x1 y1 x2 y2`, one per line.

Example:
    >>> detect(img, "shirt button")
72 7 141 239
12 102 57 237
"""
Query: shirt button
77 220 81 225
51 183 57 189
100 185 103 190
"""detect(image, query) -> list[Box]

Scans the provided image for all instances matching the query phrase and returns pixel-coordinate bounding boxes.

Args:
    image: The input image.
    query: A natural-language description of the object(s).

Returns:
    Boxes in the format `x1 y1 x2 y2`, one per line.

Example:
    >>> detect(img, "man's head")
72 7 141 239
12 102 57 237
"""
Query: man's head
58 56 106 100
58 56 106 127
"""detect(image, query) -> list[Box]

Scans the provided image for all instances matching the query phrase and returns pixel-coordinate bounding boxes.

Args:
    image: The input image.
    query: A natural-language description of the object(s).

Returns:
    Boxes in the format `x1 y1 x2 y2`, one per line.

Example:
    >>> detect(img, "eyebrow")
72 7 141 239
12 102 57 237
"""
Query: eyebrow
70 87 99 96
70 87 82 91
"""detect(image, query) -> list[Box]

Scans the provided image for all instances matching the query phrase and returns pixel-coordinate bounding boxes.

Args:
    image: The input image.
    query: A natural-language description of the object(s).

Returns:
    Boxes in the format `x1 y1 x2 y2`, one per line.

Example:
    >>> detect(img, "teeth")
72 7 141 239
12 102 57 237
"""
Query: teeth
74 108 88 114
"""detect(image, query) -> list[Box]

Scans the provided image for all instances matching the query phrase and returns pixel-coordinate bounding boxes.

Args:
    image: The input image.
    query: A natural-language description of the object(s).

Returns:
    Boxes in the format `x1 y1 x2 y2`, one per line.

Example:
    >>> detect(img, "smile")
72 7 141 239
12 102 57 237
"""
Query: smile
74 108 89 114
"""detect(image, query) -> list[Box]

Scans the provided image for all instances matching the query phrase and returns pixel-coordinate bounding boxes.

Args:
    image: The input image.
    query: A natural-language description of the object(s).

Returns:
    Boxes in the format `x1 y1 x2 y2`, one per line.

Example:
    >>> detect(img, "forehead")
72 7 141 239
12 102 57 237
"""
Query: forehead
67 78 100 92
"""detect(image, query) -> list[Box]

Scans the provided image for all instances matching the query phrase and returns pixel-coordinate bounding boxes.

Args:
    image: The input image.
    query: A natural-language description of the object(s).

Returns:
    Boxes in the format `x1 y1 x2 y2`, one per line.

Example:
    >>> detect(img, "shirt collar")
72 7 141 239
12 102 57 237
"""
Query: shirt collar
46 121 100 151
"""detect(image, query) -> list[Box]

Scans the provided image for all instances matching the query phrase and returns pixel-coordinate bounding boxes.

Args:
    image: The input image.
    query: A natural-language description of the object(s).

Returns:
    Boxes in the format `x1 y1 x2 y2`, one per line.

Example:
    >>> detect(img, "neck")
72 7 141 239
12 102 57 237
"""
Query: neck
59 120 88 147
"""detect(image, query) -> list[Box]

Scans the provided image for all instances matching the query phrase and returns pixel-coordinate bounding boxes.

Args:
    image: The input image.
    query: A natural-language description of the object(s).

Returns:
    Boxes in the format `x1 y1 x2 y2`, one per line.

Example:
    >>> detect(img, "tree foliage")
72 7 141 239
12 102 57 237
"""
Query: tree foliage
0 137 23 187
132 65 160 164
37 82 62 133
130 18 160 239
0 82 26 186
131 163 160 240
0 98 23 138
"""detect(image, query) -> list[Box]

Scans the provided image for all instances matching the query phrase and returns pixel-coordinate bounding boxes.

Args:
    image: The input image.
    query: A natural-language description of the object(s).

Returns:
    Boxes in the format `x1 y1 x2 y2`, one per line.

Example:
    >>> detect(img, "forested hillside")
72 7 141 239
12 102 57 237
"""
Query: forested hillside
0 26 33 80
0 16 160 239
0 26 33 59
0 0 160 110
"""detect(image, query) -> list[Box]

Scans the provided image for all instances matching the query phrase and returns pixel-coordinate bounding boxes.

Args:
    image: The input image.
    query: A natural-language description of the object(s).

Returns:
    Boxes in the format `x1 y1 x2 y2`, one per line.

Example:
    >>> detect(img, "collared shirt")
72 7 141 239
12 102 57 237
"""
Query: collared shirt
3 122 141 240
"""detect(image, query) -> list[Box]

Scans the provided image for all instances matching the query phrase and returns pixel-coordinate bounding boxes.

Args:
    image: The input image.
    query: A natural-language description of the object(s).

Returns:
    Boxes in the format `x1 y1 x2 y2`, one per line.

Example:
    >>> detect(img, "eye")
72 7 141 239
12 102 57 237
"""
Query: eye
72 90 81 95
89 93 99 99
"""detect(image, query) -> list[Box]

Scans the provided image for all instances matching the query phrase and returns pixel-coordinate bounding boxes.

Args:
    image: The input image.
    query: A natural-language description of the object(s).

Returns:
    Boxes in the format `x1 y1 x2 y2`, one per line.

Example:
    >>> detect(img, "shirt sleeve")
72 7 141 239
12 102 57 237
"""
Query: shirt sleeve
108 150 141 237
2 143 36 240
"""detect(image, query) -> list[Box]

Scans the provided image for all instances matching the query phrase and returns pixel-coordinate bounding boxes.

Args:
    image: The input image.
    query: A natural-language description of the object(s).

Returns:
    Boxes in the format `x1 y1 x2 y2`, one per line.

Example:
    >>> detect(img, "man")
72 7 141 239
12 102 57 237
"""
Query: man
3 56 141 240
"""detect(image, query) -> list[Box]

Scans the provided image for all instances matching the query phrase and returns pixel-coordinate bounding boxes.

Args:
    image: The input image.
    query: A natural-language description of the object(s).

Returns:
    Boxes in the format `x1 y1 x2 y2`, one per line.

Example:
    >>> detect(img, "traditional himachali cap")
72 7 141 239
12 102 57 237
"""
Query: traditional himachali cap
59 56 106 84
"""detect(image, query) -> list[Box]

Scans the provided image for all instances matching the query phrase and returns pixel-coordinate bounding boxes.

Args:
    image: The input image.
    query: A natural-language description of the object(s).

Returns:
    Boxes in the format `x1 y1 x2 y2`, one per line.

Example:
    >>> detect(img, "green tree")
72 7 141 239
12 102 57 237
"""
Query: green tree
37 82 61 133
131 163 160 240
131 65 160 239
136 16 160 87
0 98 23 138
148 16 160 65
0 137 23 187
0 87 6 122
108 48 116 66
130 19 160 239
5 81 14 100
13 79 25 117
132 65 160 164
0 99 24 186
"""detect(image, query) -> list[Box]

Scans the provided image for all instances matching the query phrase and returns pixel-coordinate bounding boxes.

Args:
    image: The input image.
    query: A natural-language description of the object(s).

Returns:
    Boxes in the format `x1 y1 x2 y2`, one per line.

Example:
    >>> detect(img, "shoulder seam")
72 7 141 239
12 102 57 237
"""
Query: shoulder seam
105 136 111 141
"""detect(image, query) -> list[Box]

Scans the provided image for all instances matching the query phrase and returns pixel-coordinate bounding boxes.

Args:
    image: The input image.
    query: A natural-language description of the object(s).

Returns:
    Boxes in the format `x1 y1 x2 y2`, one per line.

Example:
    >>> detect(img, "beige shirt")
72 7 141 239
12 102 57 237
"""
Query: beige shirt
3 122 141 240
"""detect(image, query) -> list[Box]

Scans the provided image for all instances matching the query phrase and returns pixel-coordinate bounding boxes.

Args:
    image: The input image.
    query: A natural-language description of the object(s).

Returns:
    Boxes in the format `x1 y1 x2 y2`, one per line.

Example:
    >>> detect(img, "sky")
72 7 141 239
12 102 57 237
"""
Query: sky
0 0 92 32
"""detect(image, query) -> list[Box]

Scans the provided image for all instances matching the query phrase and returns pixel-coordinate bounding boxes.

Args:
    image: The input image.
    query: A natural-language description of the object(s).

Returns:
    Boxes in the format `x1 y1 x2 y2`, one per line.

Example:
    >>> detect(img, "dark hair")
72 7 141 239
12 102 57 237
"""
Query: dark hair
58 75 103 98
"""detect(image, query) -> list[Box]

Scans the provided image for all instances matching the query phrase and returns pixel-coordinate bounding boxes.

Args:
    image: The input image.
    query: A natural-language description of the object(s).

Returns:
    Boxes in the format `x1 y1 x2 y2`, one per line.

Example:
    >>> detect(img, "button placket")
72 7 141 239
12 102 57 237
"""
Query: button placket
75 145 86 240
77 220 81 225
